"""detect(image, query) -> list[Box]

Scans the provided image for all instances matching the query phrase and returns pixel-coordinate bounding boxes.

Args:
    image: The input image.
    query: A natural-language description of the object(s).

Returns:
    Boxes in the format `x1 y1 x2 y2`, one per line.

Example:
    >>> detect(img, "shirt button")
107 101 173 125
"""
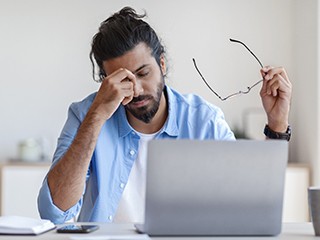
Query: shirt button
129 150 135 156
108 215 113 221
120 183 125 189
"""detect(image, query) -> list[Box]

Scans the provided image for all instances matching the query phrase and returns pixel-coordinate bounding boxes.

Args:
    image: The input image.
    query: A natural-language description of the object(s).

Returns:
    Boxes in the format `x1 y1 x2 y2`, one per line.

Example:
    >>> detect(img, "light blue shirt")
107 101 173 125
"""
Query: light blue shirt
38 86 235 224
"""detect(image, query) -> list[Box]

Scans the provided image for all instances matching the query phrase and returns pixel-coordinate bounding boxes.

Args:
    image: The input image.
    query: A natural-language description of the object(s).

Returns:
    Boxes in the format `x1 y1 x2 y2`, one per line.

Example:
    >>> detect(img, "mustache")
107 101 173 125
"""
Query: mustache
131 95 152 103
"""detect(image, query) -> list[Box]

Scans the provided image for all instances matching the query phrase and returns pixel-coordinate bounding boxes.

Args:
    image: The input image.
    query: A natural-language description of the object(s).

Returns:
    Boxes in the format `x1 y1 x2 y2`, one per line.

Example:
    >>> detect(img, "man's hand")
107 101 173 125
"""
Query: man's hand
47 68 144 211
260 66 292 132
91 68 143 121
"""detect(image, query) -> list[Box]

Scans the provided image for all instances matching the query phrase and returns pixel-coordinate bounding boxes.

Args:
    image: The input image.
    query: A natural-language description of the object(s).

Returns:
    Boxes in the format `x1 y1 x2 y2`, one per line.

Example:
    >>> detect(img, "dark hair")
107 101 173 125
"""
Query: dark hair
90 6 165 82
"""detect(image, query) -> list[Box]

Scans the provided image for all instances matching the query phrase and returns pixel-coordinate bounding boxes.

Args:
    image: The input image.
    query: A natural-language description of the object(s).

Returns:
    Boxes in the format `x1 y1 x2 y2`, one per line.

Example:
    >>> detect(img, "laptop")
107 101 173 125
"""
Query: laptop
135 139 288 236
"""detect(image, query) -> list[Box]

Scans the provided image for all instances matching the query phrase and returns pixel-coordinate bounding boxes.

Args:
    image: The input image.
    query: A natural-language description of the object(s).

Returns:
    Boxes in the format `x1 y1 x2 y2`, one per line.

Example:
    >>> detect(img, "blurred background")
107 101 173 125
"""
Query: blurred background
0 0 317 220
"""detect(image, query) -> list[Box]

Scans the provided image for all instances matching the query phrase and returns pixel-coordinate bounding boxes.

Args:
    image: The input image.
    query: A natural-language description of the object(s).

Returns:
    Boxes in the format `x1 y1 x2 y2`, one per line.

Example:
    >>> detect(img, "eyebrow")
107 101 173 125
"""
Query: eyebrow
133 64 149 74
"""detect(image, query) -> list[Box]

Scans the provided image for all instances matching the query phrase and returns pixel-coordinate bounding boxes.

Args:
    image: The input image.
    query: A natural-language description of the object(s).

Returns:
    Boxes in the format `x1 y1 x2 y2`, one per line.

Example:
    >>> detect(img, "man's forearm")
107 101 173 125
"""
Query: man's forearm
47 108 106 211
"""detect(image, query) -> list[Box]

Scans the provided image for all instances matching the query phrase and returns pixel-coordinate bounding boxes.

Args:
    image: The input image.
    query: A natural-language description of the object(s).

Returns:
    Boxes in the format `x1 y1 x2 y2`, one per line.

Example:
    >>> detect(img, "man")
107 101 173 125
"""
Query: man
38 7 292 224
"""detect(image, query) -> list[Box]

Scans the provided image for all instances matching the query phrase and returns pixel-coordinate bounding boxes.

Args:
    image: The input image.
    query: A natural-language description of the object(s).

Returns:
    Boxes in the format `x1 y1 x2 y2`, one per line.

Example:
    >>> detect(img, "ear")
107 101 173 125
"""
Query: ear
160 54 166 76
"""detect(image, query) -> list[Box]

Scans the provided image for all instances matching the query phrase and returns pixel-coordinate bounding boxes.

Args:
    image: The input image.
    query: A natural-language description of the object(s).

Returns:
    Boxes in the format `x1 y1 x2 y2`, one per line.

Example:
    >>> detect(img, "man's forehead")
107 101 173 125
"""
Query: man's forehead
102 43 154 74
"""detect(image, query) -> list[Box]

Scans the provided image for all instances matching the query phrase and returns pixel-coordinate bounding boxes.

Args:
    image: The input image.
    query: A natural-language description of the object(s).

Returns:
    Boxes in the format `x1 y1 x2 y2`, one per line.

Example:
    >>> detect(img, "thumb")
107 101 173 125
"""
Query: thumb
259 79 268 96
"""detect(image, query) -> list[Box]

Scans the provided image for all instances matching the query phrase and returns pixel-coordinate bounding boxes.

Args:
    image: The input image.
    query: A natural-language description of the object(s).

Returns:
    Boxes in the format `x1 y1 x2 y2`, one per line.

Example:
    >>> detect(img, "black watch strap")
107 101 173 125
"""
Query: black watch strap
264 124 291 141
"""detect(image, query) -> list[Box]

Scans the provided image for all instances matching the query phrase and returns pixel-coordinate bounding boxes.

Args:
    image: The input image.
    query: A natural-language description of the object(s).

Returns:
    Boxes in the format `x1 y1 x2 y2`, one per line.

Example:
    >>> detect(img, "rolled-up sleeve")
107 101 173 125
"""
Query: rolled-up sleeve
37 177 82 224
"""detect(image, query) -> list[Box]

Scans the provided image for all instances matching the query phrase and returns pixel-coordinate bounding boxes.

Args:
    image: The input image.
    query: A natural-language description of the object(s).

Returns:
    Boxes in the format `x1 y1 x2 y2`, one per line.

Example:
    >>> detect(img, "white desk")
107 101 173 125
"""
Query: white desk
0 223 317 240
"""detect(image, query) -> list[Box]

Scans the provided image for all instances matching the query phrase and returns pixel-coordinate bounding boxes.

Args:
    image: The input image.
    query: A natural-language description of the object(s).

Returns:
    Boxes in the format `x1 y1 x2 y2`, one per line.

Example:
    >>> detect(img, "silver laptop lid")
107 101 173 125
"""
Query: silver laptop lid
142 139 288 236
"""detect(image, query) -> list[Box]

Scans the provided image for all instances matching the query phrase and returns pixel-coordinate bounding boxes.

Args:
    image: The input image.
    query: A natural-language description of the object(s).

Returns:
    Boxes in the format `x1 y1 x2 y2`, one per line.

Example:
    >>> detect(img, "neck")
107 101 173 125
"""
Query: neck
127 92 168 134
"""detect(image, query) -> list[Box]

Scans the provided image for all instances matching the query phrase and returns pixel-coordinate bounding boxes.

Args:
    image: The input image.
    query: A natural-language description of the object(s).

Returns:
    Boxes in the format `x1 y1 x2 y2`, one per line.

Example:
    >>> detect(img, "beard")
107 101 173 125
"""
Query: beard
125 75 165 124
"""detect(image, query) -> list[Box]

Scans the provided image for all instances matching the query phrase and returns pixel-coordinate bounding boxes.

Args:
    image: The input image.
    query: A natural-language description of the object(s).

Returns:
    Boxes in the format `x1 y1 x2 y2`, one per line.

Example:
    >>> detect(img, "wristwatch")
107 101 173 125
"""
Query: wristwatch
264 124 291 141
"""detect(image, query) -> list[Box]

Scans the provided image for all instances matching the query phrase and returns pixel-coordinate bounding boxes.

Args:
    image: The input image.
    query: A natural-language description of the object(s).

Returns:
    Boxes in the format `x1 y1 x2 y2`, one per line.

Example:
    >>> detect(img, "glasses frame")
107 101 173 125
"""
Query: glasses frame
193 38 264 101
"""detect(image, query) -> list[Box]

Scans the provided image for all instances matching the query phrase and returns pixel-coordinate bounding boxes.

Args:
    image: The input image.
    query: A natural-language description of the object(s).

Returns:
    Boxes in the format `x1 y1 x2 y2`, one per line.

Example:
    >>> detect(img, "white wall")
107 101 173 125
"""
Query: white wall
0 1 316 181
291 0 320 184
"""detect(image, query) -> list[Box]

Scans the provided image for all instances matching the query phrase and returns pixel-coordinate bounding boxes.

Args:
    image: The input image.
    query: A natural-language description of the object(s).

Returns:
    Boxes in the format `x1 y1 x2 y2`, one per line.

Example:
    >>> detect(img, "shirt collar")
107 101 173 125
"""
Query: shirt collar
117 85 179 138
161 86 179 137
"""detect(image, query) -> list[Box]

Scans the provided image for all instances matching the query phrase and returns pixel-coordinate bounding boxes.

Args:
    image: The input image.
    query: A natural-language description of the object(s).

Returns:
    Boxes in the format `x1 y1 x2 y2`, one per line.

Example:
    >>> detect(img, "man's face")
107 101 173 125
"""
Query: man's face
102 43 166 124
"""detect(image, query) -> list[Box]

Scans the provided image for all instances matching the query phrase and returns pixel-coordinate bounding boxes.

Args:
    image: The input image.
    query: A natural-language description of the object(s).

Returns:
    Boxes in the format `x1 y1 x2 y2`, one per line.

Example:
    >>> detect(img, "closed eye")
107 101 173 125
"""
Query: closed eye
136 72 149 78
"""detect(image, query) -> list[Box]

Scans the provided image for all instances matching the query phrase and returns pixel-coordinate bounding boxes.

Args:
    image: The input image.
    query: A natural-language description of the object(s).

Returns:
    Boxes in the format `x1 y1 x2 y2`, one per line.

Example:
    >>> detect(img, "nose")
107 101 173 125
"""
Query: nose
133 79 144 97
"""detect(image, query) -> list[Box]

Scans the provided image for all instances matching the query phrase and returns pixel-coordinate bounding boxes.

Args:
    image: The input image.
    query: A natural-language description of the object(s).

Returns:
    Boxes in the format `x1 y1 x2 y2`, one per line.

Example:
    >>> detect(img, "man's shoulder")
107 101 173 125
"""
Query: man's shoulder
165 87 233 139
168 87 220 113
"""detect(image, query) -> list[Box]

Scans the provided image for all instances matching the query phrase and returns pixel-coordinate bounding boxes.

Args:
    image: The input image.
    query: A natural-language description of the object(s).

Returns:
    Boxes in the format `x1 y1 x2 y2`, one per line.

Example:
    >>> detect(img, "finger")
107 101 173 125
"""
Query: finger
120 81 134 91
264 74 289 97
261 65 272 73
260 66 273 81
260 69 266 78
121 89 134 105
122 95 134 105
116 69 142 97
260 65 272 76
267 73 291 91
260 78 268 96
121 69 137 85
120 81 136 105
106 68 137 85
268 80 281 97
264 66 289 83
260 67 274 95
103 68 144 101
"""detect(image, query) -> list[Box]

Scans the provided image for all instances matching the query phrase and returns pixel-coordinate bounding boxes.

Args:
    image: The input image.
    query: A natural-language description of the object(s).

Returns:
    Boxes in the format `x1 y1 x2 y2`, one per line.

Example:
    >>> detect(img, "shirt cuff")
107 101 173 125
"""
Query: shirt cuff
37 177 82 224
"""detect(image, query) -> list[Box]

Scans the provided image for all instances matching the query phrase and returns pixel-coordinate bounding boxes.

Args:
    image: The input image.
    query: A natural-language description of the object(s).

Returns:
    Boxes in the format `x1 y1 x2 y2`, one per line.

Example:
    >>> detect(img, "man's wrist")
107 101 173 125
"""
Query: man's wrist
264 124 291 141
88 102 112 124
266 118 289 133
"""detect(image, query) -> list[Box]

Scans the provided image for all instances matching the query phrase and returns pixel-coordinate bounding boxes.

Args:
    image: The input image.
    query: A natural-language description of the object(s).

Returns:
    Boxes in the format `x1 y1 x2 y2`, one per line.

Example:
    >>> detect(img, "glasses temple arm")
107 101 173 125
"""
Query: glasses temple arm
229 38 263 68
192 58 223 100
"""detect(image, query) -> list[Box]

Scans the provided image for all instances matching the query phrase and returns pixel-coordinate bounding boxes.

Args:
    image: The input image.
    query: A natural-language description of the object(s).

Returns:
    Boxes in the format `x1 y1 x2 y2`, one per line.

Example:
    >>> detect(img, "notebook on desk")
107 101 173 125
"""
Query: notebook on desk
135 139 288 236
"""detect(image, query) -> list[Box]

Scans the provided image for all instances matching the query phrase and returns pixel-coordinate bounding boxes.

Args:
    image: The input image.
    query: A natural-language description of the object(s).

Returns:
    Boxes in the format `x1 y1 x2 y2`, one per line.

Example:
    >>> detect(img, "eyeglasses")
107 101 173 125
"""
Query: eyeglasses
193 39 264 101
